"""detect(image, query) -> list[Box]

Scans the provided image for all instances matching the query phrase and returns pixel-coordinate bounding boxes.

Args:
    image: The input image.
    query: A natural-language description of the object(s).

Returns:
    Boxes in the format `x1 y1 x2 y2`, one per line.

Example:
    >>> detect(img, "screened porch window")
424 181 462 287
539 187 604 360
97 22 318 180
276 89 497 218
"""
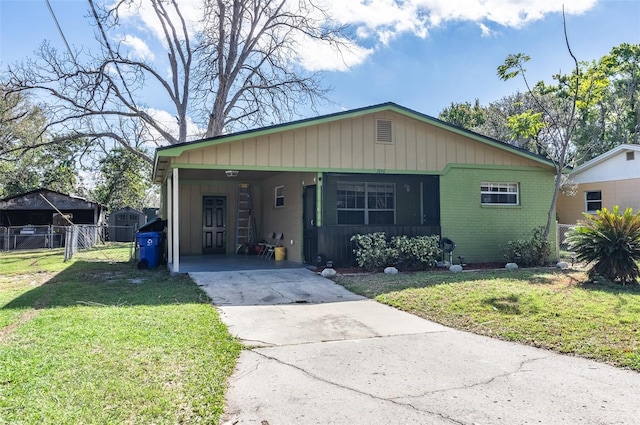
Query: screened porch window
337 182 395 224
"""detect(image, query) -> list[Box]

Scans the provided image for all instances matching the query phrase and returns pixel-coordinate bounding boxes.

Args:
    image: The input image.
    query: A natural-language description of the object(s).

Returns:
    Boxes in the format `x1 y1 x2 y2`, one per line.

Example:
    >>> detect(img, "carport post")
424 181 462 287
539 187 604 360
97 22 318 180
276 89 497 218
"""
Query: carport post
172 168 180 272
167 175 173 267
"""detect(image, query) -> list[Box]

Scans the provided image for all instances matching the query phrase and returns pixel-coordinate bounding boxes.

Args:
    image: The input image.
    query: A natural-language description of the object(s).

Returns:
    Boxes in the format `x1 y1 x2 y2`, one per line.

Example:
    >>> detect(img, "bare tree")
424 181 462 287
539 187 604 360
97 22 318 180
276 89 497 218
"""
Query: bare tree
195 0 345 137
3 0 348 164
497 7 581 240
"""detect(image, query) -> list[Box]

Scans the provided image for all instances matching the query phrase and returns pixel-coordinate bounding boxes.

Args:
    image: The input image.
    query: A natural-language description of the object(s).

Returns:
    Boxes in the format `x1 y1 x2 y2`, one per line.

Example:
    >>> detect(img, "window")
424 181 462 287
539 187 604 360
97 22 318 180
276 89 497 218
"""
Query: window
627 151 635 161
274 185 284 208
585 191 602 212
481 182 519 205
376 119 392 143
337 182 395 224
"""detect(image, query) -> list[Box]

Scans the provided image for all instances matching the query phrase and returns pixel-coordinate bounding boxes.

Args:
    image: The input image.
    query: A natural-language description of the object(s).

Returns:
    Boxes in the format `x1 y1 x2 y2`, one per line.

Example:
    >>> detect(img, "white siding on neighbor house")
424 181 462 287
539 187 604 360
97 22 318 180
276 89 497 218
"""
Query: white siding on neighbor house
572 150 640 183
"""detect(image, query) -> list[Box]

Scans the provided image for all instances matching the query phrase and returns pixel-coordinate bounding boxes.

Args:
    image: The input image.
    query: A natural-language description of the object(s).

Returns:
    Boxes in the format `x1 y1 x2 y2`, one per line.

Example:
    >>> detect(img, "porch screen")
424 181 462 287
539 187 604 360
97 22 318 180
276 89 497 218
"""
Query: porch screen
337 182 395 225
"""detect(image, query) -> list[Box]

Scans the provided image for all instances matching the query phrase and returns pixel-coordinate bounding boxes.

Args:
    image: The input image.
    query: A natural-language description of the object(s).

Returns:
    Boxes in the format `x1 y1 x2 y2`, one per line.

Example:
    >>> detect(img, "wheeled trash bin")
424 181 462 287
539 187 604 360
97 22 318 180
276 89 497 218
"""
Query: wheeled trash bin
136 231 163 269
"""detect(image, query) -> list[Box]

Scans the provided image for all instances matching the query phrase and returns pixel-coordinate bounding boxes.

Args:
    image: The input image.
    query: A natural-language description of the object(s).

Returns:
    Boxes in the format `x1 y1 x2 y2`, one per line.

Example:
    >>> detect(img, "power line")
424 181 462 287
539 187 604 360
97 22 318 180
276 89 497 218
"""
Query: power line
45 0 77 65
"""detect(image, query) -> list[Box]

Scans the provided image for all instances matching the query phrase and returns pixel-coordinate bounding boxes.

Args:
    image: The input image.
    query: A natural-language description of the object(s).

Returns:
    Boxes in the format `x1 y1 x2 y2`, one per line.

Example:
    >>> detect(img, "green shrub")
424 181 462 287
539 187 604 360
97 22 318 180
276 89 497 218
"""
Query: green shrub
502 226 550 267
391 235 441 270
568 206 640 285
350 233 441 271
350 232 398 271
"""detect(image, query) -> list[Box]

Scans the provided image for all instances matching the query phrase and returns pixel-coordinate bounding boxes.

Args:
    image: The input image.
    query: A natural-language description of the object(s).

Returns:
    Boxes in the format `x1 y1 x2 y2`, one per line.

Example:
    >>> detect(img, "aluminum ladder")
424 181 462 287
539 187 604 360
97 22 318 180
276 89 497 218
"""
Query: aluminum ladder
235 183 255 253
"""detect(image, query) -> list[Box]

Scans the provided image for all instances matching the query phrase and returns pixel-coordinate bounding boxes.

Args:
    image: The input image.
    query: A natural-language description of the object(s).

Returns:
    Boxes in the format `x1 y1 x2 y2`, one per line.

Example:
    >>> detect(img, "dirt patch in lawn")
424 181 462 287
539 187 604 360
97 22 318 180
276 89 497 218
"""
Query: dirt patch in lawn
0 309 40 342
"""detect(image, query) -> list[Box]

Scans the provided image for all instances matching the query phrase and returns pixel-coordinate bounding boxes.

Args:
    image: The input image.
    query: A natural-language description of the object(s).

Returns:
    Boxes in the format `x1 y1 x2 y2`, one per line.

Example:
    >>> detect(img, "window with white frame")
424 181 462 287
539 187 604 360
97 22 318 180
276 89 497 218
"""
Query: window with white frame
481 182 519 205
585 190 602 213
274 185 284 208
337 182 395 224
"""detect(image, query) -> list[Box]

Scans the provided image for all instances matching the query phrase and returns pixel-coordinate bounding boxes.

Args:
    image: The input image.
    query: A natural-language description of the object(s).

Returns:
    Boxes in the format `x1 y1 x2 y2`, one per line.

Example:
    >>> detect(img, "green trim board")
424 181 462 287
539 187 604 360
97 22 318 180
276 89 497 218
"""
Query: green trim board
153 102 555 180
166 162 549 176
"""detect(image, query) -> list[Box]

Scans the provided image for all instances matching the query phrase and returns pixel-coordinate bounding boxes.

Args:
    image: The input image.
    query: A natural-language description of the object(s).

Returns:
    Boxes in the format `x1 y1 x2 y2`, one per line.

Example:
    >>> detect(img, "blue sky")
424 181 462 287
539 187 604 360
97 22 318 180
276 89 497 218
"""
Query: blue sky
1 0 639 134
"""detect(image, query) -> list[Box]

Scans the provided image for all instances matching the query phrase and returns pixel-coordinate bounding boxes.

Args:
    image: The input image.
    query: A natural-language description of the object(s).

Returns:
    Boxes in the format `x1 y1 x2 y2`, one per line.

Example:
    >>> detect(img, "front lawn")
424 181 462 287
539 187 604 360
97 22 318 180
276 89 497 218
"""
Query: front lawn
0 248 241 424
336 268 640 371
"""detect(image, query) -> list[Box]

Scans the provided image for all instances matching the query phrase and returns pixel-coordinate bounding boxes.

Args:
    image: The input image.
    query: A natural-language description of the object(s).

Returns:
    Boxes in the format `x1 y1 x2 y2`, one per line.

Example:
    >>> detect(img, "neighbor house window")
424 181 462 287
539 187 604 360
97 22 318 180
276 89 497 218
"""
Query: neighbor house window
274 185 284 208
585 191 602 212
337 182 395 224
481 182 519 205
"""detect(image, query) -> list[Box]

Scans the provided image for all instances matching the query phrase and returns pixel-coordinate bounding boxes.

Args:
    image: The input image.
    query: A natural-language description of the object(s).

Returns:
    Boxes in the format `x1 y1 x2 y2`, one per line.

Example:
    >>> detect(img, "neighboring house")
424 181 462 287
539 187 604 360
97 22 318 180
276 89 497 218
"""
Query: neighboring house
0 189 105 226
557 144 640 224
108 207 147 242
152 102 557 271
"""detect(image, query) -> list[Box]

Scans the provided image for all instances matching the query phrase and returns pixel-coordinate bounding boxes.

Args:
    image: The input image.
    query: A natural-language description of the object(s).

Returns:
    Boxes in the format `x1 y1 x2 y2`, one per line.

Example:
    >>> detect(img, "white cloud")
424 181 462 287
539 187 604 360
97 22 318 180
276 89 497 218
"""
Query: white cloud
121 35 155 60
326 0 597 43
298 37 374 72
478 23 495 38
114 0 598 73
144 108 205 146
114 0 201 47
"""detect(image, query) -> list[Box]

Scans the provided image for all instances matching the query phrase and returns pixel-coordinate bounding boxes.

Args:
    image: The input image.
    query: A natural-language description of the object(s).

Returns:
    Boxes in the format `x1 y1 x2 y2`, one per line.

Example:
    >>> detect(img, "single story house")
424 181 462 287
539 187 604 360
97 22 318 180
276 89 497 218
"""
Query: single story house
557 144 640 224
0 188 105 227
153 102 557 272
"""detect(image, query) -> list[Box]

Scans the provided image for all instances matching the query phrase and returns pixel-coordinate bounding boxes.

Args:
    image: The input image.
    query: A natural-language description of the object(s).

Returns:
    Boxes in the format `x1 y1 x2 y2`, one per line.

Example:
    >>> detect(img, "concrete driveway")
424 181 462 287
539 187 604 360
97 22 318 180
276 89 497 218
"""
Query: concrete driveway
191 269 640 425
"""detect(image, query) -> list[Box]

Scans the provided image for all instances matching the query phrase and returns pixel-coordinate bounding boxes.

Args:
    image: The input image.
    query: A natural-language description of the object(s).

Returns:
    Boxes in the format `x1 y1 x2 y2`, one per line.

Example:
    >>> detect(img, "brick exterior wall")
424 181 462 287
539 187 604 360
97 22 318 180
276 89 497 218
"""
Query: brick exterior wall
440 165 557 264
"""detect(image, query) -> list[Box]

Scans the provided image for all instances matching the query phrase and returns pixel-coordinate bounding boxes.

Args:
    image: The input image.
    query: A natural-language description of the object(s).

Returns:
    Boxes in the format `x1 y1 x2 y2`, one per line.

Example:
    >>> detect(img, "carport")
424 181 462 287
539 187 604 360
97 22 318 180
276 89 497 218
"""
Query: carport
177 254 309 273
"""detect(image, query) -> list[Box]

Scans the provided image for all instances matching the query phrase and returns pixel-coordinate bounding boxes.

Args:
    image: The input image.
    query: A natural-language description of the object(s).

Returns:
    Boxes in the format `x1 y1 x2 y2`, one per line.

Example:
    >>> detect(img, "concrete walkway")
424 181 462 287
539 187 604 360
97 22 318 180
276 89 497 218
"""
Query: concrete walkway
191 269 640 425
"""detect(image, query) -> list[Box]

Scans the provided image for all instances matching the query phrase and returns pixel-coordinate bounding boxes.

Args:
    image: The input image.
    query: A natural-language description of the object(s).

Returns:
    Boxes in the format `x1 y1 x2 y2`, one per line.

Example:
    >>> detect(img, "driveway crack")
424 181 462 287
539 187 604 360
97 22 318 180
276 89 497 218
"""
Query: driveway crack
394 355 551 401
249 349 466 424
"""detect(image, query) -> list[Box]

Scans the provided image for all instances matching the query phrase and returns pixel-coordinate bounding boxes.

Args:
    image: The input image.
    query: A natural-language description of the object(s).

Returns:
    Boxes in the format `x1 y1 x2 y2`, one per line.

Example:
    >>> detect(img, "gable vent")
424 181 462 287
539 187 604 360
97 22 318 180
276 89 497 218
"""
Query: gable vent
376 119 393 143
627 151 635 161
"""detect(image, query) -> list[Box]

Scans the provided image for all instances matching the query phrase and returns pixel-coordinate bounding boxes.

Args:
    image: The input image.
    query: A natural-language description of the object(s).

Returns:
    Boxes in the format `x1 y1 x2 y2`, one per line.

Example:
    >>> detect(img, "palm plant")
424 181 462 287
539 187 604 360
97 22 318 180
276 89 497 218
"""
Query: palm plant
568 206 640 285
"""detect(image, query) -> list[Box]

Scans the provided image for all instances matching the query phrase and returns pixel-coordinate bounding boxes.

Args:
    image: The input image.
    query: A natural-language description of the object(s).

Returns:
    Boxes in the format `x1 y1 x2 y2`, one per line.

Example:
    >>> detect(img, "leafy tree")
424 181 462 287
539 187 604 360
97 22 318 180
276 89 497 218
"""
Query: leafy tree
505 108 546 154
442 44 639 167
568 206 640 285
3 0 350 164
0 86 87 198
0 87 46 159
497 9 582 240
92 147 152 214
573 43 640 162
438 99 486 129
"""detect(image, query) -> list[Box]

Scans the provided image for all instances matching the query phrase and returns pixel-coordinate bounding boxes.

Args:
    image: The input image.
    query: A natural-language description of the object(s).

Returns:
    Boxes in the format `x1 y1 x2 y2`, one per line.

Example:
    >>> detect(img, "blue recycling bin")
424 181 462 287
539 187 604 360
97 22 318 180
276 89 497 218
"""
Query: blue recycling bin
137 231 163 269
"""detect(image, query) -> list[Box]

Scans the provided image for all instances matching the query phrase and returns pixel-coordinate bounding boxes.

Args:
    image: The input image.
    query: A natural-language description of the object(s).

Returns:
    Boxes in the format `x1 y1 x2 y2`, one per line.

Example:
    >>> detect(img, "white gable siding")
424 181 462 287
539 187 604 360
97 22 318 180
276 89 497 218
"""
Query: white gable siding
572 150 640 183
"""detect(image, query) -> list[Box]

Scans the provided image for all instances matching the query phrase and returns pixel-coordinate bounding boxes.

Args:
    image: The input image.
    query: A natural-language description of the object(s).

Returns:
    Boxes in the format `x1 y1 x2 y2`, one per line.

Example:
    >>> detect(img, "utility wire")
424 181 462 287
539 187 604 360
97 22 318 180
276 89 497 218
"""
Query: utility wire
45 0 77 66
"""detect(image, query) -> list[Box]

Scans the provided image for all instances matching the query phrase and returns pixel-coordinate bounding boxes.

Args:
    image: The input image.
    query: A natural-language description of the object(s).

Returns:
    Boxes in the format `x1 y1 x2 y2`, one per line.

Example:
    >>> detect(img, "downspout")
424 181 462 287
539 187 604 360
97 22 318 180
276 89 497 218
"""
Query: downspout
316 172 323 227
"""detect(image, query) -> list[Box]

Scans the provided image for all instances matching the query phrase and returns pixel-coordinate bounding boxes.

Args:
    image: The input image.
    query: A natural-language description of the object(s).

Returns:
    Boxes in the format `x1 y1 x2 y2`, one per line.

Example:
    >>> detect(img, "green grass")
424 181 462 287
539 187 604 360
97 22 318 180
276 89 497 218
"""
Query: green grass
0 249 242 424
336 268 640 371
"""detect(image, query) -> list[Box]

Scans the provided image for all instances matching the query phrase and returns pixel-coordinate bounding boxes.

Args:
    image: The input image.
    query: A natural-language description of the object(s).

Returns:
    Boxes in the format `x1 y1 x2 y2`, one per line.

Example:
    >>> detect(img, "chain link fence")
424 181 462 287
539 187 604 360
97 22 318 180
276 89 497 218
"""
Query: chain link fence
0 224 138 263
558 224 576 251
0 225 66 250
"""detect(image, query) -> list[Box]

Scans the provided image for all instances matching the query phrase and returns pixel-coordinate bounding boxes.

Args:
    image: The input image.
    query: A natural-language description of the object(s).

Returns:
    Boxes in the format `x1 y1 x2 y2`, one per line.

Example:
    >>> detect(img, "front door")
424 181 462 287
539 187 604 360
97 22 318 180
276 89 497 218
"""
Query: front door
203 196 226 254
303 185 317 265
422 176 441 226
